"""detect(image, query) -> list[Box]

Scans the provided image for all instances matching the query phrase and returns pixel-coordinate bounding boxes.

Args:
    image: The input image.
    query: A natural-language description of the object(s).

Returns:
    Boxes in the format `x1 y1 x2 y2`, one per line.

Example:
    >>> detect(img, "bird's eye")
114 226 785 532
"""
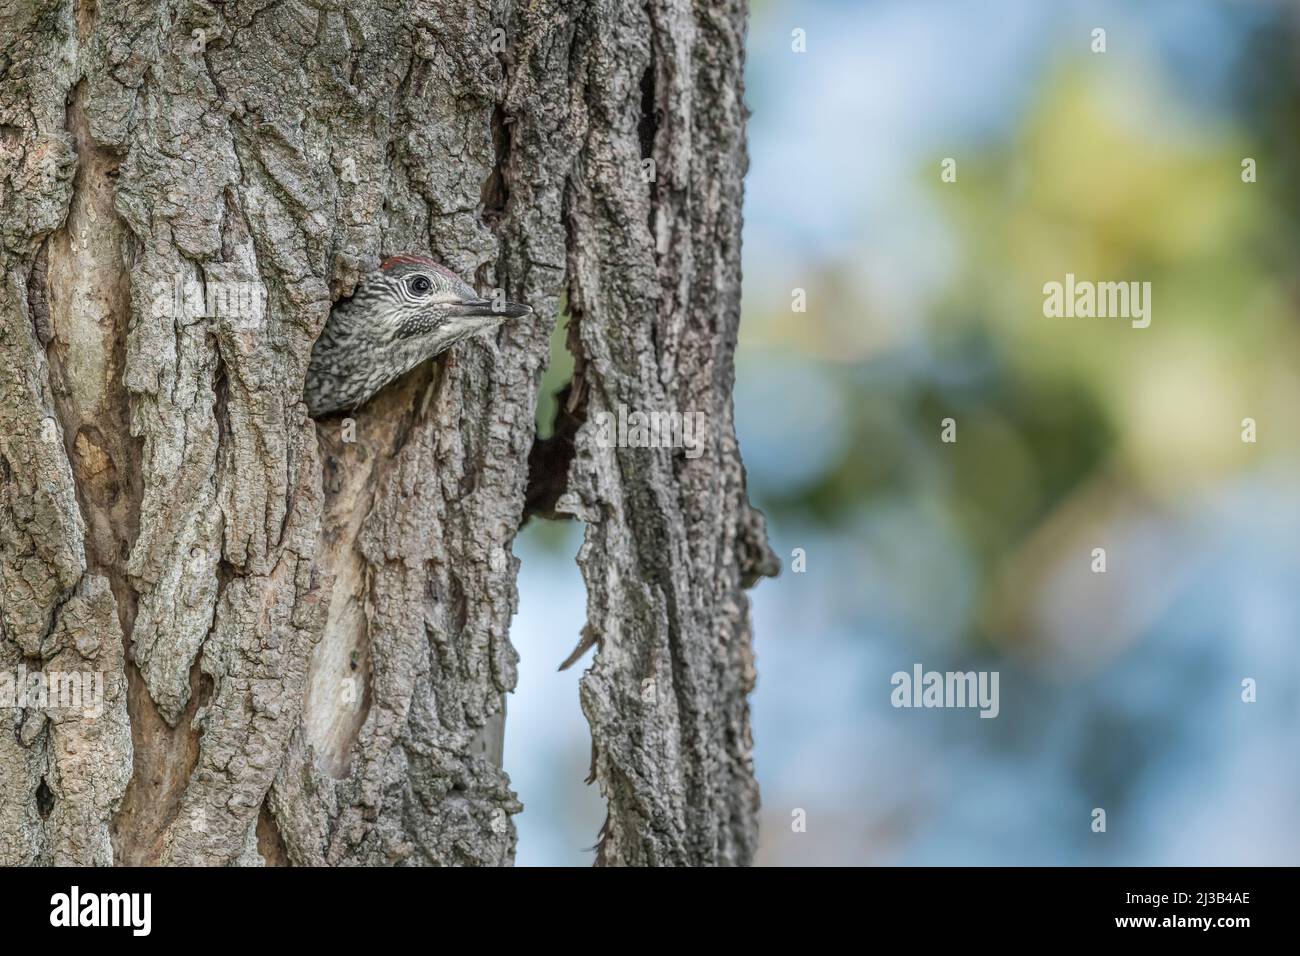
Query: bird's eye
408 275 432 295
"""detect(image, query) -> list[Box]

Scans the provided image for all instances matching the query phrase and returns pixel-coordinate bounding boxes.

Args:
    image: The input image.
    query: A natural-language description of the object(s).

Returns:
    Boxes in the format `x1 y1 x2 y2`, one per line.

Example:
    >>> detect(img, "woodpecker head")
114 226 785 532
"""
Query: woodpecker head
304 253 533 417
356 253 532 349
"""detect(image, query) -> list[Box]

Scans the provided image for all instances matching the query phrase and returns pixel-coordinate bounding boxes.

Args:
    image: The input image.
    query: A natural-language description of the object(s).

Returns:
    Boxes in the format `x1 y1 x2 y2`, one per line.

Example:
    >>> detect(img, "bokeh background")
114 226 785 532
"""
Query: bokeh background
506 0 1300 865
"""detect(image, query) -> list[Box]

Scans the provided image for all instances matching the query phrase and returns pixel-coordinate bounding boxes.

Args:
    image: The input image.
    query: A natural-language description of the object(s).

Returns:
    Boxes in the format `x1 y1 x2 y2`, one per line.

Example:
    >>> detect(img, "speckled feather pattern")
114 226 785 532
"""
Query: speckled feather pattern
303 257 529 417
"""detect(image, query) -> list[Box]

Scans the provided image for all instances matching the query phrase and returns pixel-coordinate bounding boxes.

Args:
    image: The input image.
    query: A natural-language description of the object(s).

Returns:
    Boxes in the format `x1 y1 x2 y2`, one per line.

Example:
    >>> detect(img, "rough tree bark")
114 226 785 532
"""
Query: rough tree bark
0 0 776 866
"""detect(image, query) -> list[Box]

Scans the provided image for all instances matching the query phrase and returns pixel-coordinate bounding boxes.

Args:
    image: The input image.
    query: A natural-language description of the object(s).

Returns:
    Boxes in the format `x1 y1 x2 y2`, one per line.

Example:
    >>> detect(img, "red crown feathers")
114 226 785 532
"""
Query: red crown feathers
380 254 459 281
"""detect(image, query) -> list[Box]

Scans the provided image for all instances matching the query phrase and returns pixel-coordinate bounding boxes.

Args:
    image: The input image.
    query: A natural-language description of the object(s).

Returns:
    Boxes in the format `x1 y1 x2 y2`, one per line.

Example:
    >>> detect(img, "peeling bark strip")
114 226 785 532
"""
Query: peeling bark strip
552 0 779 865
0 0 772 866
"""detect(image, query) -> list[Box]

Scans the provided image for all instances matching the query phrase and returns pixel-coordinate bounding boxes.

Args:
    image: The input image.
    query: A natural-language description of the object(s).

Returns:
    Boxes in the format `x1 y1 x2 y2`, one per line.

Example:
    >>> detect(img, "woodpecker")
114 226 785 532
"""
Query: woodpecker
304 253 532 417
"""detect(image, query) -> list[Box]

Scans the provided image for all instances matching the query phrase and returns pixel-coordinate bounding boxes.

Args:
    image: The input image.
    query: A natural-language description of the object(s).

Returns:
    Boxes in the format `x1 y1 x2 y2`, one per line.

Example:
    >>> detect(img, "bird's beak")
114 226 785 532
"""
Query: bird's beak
449 297 533 320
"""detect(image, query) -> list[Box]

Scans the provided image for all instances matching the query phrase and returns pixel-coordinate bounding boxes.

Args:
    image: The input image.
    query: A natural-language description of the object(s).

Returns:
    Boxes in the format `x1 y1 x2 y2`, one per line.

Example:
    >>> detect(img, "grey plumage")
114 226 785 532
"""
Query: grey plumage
304 254 532 417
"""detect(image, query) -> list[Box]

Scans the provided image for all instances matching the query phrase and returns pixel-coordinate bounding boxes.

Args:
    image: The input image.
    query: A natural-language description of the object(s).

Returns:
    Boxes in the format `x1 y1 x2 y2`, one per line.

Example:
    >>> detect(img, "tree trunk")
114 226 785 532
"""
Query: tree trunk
0 0 775 866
